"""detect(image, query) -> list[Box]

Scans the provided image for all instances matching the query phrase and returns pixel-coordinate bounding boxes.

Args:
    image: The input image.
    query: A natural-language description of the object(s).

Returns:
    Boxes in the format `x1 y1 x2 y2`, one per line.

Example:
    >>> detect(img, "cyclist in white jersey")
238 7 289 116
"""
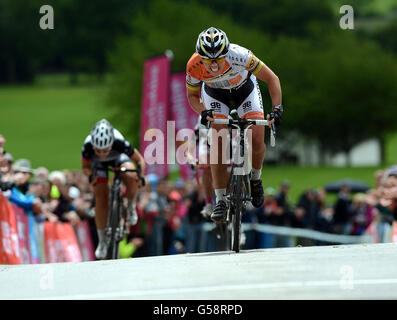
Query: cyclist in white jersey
186 27 283 222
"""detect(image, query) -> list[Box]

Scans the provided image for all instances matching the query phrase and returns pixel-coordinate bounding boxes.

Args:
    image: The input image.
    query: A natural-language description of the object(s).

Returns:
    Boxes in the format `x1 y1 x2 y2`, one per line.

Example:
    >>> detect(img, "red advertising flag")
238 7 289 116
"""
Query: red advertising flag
13 204 32 264
44 222 82 263
0 193 20 264
140 55 171 178
170 73 198 181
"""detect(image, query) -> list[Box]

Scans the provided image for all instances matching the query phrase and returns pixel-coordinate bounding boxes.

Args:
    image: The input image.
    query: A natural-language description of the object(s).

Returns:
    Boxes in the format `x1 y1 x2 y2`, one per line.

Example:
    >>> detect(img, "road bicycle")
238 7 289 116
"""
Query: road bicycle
213 115 275 252
105 166 145 260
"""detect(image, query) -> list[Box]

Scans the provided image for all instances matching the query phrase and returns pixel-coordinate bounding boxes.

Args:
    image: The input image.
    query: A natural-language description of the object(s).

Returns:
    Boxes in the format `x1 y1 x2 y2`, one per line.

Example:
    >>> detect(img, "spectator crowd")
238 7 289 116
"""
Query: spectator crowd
1 132 397 261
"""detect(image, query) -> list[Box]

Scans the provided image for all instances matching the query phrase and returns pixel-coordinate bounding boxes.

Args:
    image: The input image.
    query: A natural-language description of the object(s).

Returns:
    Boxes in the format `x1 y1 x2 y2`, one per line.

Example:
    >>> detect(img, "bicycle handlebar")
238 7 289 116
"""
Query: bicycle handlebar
108 167 146 186
212 118 276 147
212 118 268 126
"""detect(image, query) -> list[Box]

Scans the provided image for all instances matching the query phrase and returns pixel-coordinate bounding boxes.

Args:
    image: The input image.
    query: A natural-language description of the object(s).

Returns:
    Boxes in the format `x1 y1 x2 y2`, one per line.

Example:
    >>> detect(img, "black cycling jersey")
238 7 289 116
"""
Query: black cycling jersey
81 128 135 162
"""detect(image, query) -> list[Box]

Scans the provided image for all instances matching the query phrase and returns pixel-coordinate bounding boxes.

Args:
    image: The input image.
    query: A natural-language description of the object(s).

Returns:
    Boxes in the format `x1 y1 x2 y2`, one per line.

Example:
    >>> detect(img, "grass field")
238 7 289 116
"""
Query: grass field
260 165 383 204
0 83 110 171
1 76 396 205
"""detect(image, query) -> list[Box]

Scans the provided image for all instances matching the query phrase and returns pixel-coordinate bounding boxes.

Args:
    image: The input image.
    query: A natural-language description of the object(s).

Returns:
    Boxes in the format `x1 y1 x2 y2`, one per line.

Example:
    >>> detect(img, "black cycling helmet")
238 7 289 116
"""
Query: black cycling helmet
196 27 230 59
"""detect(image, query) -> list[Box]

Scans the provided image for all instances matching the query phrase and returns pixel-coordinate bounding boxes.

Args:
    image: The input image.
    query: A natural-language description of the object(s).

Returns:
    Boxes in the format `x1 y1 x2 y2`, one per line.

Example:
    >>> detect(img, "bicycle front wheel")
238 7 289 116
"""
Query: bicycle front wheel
106 191 122 259
230 175 244 253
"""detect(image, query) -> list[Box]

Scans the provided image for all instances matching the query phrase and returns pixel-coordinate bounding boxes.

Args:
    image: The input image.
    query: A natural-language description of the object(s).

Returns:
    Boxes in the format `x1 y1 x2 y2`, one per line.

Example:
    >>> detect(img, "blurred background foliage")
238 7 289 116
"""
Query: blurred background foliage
1 0 397 197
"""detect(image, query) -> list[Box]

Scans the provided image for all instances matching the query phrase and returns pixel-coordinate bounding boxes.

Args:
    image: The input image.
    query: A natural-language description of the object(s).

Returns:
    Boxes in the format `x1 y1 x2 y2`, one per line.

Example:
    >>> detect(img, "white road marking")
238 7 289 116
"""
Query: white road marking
38 278 397 300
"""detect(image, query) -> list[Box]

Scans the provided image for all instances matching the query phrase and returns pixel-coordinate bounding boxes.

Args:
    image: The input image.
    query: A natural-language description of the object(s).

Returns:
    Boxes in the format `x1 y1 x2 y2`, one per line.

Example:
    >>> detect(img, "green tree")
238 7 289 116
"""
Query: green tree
0 0 46 83
198 0 335 37
44 0 139 84
106 0 269 146
372 20 397 55
107 0 397 166
269 32 397 165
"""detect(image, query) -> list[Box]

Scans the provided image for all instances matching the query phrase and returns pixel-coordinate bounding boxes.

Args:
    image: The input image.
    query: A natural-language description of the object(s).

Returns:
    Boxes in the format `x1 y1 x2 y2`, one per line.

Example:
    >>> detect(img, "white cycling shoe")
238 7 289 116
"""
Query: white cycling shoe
95 241 108 260
201 203 214 219
126 204 138 226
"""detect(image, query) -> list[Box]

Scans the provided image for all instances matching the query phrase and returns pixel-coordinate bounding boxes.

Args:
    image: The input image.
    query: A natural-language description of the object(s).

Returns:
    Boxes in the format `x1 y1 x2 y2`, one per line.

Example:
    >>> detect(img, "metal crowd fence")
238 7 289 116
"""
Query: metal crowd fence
197 220 396 253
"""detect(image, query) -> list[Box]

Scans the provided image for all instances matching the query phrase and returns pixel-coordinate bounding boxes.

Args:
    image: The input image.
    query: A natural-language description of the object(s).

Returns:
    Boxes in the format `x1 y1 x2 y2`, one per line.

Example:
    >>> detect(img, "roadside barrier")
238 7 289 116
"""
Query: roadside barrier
0 193 95 264
201 221 390 245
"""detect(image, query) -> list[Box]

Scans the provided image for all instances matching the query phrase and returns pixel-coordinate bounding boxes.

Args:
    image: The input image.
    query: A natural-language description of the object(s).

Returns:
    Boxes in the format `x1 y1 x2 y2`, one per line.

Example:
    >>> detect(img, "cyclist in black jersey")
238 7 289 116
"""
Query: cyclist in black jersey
81 119 146 259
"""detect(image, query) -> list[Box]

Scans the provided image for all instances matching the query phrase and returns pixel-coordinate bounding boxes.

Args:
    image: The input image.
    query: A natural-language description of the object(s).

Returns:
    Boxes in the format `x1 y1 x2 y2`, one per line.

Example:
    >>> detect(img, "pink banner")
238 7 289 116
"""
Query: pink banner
170 73 198 180
13 205 32 264
140 55 171 178
74 220 95 261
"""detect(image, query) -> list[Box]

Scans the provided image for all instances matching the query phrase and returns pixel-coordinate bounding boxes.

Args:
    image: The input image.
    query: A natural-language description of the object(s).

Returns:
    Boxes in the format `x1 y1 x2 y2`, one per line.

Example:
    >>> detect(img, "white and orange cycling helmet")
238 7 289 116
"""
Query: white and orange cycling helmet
196 27 230 59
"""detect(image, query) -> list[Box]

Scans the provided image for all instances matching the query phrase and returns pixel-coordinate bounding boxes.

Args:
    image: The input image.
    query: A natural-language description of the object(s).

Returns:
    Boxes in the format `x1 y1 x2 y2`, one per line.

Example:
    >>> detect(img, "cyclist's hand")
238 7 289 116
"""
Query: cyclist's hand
138 175 146 188
267 107 282 128
201 110 214 127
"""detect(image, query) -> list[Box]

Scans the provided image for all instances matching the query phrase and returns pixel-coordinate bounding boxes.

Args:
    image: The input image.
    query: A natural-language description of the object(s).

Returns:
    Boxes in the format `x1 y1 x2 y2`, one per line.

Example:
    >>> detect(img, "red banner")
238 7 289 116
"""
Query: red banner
43 222 82 263
13 204 32 264
0 193 20 264
74 220 95 261
140 55 171 178
170 73 198 180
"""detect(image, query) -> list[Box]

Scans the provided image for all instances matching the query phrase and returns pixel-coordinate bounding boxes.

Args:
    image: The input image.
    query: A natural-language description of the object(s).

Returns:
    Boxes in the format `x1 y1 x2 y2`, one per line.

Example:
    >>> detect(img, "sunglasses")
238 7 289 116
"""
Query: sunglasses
94 148 111 154
202 56 226 64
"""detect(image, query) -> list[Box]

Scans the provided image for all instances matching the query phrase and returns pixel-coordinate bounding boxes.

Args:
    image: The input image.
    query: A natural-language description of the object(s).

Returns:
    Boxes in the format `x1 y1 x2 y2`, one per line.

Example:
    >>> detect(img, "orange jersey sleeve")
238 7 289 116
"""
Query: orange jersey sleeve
186 53 204 91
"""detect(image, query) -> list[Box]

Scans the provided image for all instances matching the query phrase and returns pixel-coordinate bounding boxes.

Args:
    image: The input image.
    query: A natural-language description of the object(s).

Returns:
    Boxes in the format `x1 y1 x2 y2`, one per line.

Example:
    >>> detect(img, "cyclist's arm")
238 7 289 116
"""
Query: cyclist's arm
130 149 146 176
186 87 206 115
253 63 282 107
82 158 92 178
81 141 93 178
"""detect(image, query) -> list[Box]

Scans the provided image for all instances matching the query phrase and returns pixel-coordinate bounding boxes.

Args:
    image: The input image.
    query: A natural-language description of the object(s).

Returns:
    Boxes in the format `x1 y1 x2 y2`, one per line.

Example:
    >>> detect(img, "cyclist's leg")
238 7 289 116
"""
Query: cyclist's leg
237 75 266 208
93 181 109 229
118 154 139 225
198 135 214 218
201 85 230 221
201 168 214 218
91 162 110 259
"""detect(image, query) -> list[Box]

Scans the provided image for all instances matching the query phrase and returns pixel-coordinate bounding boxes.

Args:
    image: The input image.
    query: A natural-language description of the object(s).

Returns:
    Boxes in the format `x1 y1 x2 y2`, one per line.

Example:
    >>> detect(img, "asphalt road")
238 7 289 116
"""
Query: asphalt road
1 243 397 299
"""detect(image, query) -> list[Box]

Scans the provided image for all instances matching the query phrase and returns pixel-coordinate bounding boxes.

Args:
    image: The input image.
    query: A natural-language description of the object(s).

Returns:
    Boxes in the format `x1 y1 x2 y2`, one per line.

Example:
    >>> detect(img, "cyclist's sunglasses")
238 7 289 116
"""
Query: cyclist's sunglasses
94 147 111 154
202 56 226 64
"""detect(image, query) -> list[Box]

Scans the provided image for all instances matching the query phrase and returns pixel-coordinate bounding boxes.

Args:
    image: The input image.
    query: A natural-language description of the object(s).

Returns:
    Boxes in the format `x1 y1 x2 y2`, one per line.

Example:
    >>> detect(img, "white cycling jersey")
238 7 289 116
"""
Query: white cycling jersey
186 43 264 91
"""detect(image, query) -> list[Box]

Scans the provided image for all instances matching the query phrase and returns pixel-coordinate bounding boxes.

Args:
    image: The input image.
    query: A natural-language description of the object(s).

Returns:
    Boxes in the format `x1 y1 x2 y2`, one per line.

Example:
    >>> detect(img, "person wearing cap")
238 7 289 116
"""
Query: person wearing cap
81 119 146 259
34 167 49 181
8 159 57 222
